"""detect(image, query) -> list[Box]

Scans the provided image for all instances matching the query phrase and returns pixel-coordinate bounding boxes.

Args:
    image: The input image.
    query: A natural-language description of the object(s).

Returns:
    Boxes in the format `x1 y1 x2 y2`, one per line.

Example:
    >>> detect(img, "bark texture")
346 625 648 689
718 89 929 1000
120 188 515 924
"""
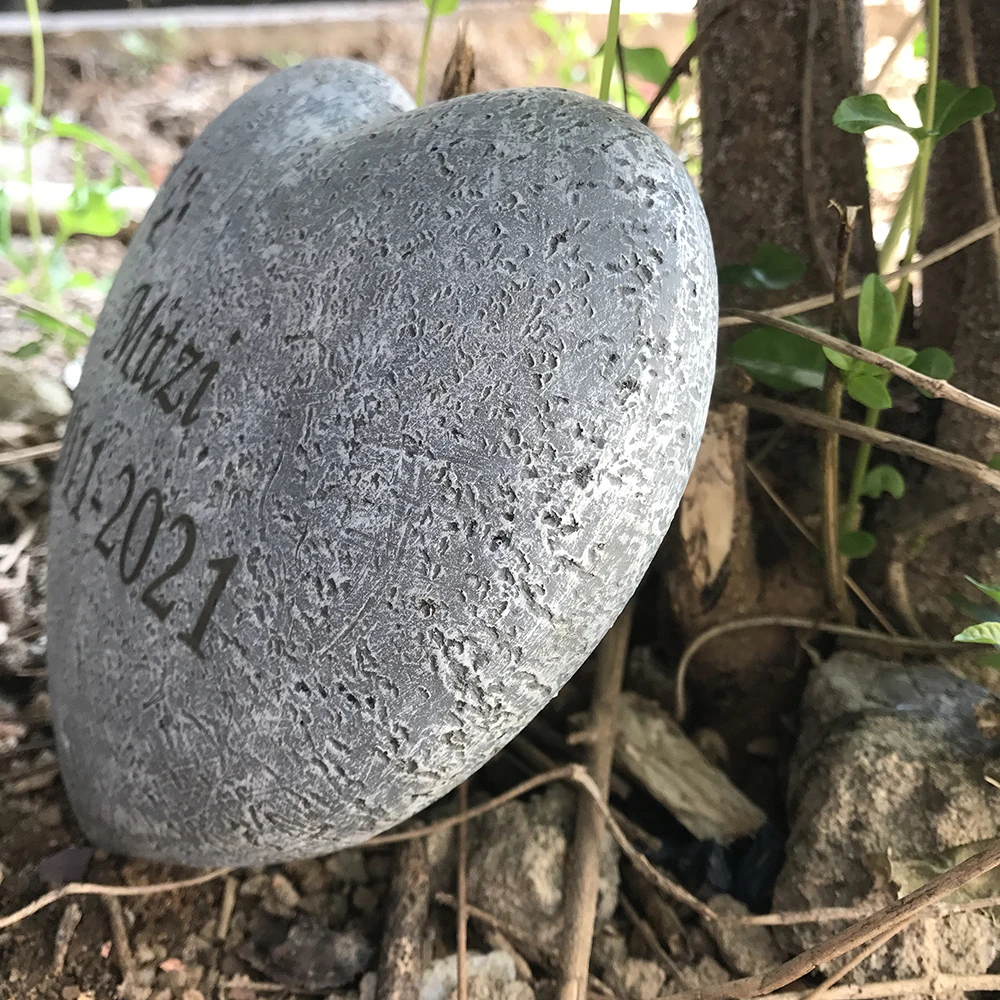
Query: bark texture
668 0 873 754
699 0 877 325
903 0 1000 642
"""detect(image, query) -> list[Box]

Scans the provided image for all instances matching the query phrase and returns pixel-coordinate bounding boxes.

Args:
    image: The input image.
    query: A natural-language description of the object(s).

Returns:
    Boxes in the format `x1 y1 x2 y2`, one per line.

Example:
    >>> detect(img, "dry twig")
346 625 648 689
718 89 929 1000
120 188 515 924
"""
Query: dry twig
50 901 82 977
725 391 1000 491
641 3 735 125
376 837 430 1000
0 868 230 930
727 308 1000 425
438 24 476 101
674 615 962 722
718 216 1000 327
0 441 61 467
559 603 634 1000
457 781 470 1000
668 840 1000 999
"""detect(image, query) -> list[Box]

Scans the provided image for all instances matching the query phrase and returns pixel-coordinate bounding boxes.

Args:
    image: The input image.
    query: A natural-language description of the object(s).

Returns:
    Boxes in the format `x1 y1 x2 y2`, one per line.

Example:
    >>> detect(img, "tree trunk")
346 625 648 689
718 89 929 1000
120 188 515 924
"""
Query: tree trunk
901 0 1000 649
662 0 874 761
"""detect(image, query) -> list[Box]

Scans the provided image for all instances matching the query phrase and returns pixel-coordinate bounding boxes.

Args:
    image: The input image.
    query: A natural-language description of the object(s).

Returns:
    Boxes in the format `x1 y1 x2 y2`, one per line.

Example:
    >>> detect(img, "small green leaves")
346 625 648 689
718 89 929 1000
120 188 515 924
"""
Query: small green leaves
967 576 1000 606
989 455 1000 471
840 530 877 559
846 372 892 410
862 464 906 500
912 30 926 58
730 325 825 392
955 621 1000 646
915 80 995 141
910 346 955 381
0 82 10 109
56 187 128 239
49 117 152 186
718 243 805 290
880 345 918 366
10 340 43 360
823 345 852 371
423 0 458 14
833 94 914 135
857 274 897 352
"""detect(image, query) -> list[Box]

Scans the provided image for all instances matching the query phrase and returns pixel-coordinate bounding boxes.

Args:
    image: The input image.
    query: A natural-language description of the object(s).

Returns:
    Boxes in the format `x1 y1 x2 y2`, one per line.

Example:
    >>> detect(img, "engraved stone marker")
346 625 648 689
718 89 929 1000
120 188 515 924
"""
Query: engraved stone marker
47 59 718 866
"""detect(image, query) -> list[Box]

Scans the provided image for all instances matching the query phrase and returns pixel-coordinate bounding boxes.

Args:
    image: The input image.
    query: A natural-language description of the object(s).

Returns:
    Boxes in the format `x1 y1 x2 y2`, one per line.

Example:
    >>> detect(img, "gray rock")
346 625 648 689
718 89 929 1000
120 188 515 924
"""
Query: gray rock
774 652 1000 997
46 58 717 865
466 785 619 952
421 951 516 1000
706 894 782 977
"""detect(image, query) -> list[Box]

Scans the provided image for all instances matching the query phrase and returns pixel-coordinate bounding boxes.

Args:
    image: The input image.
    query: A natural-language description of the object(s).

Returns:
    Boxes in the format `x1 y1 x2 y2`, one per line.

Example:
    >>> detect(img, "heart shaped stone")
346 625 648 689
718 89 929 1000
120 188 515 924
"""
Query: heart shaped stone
47 59 717 866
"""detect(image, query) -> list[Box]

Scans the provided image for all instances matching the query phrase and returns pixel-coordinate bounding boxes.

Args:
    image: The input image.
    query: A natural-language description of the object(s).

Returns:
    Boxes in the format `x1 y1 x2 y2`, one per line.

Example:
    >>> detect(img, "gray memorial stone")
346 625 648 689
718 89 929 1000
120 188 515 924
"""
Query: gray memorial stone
47 59 718 866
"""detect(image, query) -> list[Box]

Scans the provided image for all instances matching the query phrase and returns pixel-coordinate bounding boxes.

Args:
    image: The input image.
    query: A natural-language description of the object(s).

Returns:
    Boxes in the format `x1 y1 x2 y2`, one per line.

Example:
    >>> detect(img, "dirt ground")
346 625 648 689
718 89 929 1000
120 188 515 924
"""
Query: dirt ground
0 4 933 999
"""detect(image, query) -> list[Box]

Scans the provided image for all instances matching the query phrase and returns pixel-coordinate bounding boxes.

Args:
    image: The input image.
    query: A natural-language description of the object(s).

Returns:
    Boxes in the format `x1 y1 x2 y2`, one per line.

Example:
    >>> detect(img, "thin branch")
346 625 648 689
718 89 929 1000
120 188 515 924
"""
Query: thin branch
616 38 629 115
0 441 61 466
725 895 1000 927
955 0 1000 295
724 391 1000 491
869 9 922 92
0 868 230 930
640 3 736 125
727 308 1000 425
668 840 1000 1000
822 206 859 622
720 976 1000 1000
368 763 715 922
559 603 633 1000
744 460 897 633
718 217 1000 327
457 781 469 1000
804 927 900 1000
674 615 963 722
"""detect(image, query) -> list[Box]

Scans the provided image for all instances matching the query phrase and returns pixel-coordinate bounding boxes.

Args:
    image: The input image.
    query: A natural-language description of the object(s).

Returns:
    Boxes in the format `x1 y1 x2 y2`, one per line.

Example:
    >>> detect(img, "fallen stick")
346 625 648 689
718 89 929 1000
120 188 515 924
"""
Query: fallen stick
376 837 430 1000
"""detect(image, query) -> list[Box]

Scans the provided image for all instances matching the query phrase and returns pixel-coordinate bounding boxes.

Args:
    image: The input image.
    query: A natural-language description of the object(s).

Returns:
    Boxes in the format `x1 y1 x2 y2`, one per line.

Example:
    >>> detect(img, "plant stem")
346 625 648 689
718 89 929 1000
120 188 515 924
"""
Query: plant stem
415 0 439 107
843 0 940 536
598 0 621 103
23 0 47 297
822 206 857 623
876 167 918 274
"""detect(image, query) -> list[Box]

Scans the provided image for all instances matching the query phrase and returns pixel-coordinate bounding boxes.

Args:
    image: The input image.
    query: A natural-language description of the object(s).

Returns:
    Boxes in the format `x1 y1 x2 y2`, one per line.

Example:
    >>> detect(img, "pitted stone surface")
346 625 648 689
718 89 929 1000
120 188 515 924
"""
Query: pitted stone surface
47 59 717 865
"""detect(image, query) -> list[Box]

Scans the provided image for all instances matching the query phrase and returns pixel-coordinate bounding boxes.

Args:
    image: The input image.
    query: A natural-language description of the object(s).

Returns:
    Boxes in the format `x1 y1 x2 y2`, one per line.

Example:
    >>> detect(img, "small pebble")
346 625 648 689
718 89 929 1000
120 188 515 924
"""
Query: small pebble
324 850 368 883
352 885 379 916
38 804 62 827
239 873 270 897
135 943 157 965
269 872 301 908
150 991 171 1000
181 991 205 1000
359 971 378 1000
61 986 81 1000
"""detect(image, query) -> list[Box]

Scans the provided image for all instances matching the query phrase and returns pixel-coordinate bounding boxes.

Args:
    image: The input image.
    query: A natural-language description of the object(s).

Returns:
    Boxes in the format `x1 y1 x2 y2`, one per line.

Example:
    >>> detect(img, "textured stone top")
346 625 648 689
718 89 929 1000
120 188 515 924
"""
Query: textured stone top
46 59 718 866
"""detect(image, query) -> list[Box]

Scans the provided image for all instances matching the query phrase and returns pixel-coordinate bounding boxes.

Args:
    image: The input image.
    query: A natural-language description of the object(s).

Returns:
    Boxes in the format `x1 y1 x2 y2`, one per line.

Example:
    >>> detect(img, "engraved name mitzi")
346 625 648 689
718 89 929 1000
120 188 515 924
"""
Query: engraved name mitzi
47 59 718 866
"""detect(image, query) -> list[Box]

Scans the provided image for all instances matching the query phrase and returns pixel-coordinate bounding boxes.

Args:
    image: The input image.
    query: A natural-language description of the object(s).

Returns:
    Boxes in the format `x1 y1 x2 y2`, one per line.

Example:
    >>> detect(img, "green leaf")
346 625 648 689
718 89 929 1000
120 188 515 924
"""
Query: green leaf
0 82 10 109
880 345 917 366
840 530 877 559
862 464 906 500
954 621 1000 645
14 306 81 342
66 270 96 289
730 326 826 392
967 576 1000 607
913 30 926 58
981 651 1000 669
823 345 852 371
48 117 153 186
989 455 1000 471
949 592 1000 624
718 243 806 291
915 80 996 139
56 189 128 239
423 0 458 14
847 372 892 410
595 42 671 88
833 94 915 135
10 340 43 360
910 346 955 381
858 274 897 351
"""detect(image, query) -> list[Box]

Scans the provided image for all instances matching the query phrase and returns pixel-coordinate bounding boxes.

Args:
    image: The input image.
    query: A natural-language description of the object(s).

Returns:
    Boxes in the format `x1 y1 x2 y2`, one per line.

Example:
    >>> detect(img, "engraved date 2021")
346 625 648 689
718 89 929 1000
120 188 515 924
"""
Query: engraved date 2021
56 413 238 659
